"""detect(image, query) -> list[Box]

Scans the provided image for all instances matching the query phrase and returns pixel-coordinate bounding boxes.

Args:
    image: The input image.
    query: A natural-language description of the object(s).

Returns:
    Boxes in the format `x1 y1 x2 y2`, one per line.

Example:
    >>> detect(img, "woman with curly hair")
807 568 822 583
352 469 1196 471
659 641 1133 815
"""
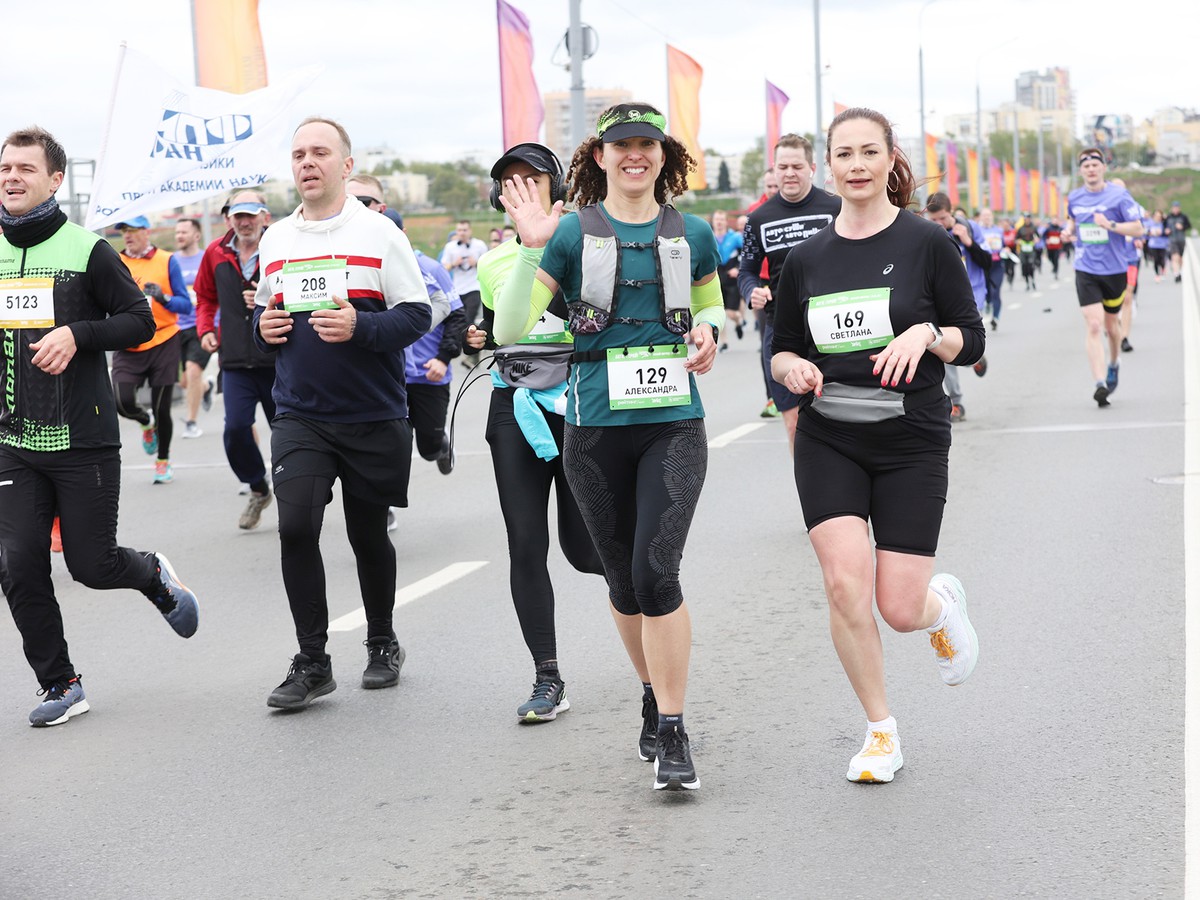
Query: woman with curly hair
494 102 723 792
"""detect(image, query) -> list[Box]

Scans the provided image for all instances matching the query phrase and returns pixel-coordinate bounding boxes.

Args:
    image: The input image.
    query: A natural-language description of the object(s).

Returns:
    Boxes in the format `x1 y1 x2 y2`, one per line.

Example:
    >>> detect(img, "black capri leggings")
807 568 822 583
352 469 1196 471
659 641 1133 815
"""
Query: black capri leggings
485 388 604 665
562 418 707 617
794 407 948 557
114 383 174 460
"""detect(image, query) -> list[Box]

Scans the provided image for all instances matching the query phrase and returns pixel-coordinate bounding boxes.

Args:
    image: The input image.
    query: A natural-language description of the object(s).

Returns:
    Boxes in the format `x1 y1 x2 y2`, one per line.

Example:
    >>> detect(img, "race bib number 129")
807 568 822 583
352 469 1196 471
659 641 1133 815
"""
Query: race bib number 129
606 345 691 410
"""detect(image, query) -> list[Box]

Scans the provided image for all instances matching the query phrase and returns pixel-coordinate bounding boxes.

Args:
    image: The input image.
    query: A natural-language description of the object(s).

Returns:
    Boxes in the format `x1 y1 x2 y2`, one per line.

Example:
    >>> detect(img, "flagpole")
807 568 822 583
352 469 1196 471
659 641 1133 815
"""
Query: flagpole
812 0 824 189
88 41 128 232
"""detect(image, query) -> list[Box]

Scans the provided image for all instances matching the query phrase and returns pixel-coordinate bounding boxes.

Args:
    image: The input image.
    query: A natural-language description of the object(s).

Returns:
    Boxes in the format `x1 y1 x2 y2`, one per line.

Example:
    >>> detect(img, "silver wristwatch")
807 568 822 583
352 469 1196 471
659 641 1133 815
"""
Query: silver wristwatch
925 322 943 349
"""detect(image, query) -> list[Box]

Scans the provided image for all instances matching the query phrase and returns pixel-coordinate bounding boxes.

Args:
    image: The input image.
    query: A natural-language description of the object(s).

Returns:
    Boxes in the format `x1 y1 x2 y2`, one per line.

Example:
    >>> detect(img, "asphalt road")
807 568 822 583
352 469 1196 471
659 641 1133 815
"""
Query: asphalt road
0 257 1190 899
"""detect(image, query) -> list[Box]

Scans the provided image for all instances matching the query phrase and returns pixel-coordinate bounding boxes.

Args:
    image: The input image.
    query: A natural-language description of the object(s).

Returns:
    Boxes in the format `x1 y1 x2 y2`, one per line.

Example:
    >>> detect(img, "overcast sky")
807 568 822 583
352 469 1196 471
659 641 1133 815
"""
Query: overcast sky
10 0 1191 168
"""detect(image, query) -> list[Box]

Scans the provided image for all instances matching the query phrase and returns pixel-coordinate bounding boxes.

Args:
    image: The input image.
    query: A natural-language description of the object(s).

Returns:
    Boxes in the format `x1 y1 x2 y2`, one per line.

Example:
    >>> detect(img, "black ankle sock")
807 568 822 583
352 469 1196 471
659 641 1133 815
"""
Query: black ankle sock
642 682 654 701
657 713 683 735
250 478 270 495
535 660 561 681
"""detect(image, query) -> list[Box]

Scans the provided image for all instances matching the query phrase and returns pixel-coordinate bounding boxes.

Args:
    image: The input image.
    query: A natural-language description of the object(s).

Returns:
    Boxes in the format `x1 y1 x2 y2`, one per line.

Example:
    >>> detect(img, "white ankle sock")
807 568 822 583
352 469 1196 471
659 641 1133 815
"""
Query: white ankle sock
867 716 897 734
927 592 949 632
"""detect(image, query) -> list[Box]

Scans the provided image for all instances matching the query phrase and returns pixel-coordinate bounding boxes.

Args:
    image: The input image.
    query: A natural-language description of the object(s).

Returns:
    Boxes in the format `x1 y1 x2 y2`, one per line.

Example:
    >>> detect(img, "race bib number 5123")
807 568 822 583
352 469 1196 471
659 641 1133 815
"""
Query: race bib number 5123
0 278 55 329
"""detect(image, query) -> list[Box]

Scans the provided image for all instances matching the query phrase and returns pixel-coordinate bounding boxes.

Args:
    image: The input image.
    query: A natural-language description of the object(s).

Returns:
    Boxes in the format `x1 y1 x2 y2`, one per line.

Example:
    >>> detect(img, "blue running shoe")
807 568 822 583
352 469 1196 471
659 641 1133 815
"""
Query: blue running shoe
141 411 158 455
29 676 89 727
148 553 199 638
1106 362 1119 394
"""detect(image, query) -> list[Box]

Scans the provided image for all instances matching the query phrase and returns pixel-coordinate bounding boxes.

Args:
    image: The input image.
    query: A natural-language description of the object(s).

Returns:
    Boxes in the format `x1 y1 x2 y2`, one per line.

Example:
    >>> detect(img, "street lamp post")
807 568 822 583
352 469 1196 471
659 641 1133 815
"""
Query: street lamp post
813 0 825 190
917 0 940 203
975 37 1018 212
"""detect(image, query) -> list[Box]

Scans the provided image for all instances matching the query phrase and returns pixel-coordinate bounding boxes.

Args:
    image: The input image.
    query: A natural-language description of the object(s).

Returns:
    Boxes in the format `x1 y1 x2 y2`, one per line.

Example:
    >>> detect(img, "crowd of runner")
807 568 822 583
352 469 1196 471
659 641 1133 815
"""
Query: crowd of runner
0 108 1190 793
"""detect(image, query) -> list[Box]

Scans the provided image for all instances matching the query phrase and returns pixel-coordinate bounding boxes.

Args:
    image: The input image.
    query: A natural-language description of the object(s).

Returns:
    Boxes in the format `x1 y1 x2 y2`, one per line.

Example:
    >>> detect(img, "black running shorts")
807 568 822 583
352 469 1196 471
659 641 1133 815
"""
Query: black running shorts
270 413 413 507
794 407 948 557
1075 271 1126 311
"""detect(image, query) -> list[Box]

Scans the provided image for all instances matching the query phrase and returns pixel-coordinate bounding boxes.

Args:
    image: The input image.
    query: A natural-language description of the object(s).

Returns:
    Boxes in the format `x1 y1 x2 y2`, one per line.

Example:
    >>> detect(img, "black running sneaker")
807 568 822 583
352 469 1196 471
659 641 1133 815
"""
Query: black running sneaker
1094 384 1111 408
362 637 404 689
267 654 336 709
517 675 569 722
653 725 700 791
638 693 658 761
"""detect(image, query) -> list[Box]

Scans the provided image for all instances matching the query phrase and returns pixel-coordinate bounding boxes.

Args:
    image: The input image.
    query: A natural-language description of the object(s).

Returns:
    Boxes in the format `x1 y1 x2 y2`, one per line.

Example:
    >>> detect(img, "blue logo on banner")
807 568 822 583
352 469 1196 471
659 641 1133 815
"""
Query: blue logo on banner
151 110 253 161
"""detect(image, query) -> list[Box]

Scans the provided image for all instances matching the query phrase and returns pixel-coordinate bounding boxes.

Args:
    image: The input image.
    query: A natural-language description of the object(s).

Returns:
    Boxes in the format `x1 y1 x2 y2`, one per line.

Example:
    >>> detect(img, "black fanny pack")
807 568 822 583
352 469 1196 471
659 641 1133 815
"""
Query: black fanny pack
491 343 575 390
809 383 945 423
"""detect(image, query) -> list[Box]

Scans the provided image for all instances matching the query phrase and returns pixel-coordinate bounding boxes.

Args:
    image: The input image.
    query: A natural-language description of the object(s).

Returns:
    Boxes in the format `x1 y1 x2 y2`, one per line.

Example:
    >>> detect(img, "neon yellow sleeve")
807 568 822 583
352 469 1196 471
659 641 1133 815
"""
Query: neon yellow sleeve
690 276 726 335
494 244 554 344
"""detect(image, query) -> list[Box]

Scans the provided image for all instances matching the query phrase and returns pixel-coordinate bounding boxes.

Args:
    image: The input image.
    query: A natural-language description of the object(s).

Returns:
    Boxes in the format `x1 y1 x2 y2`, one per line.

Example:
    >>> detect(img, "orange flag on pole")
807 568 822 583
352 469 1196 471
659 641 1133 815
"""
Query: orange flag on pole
966 148 979 211
667 45 705 191
192 0 267 93
1003 162 1015 213
496 0 544 150
765 81 789 169
925 134 941 195
1030 169 1041 215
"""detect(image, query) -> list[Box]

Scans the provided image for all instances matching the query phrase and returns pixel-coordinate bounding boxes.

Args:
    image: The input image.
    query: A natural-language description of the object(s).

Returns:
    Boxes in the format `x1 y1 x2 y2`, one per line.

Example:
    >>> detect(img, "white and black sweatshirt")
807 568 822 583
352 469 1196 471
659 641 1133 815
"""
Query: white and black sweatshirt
253 197 434 423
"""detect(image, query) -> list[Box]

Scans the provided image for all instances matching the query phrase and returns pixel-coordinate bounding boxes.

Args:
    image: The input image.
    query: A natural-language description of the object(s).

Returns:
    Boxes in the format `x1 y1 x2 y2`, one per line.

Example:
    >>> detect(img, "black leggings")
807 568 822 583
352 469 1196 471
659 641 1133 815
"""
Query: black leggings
485 389 604 665
562 419 707 618
0 446 159 687
1151 247 1168 276
114 382 174 460
274 473 396 657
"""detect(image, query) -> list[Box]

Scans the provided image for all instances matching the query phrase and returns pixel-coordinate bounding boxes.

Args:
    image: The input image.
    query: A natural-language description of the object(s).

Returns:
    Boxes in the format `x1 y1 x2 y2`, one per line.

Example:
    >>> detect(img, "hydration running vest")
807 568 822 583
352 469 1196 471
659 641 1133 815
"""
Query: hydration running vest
571 204 692 336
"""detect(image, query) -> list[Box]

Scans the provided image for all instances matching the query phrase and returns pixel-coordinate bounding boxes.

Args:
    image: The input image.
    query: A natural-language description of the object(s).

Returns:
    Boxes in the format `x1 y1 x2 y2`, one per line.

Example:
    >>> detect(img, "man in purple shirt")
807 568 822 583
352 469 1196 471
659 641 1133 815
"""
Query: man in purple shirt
1064 149 1145 408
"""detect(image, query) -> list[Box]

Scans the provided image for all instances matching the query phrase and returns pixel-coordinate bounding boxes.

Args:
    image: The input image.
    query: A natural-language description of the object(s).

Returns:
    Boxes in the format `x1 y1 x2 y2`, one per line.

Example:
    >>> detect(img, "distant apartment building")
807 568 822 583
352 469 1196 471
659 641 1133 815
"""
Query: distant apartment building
543 88 633 164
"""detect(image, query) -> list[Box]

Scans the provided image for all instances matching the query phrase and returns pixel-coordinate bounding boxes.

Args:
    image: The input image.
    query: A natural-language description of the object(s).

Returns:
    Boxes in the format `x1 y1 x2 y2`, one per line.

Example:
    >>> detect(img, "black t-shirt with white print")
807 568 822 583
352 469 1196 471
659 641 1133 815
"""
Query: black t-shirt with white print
737 189 841 314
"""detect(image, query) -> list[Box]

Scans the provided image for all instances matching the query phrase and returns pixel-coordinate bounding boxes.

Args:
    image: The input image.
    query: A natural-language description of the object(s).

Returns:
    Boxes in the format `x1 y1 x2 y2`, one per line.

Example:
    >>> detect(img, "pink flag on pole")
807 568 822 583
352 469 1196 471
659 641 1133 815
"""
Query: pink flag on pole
766 80 789 169
496 0 543 150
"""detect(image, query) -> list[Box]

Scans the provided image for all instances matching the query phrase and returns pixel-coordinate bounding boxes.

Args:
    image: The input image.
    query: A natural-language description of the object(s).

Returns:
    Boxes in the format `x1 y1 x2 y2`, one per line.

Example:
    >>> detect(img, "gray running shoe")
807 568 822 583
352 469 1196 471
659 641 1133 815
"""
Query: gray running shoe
148 553 199 638
29 676 89 727
239 490 272 530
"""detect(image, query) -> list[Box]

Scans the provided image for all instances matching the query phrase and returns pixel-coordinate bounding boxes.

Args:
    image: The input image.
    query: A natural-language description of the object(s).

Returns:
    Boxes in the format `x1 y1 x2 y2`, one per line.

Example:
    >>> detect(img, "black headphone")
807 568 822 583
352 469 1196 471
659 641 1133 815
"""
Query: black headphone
489 143 566 211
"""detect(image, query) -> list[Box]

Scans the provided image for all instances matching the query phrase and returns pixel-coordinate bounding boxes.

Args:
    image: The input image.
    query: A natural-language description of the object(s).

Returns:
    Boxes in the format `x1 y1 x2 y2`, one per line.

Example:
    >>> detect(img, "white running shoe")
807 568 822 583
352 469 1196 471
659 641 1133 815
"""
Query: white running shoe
847 728 903 783
928 574 979 686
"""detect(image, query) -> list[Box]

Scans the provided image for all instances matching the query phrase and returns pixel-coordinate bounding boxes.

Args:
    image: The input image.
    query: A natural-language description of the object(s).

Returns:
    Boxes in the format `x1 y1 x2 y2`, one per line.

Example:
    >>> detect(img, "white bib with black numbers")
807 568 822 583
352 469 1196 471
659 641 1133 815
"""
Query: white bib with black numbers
606 345 691 410
807 287 894 354
0 278 55 329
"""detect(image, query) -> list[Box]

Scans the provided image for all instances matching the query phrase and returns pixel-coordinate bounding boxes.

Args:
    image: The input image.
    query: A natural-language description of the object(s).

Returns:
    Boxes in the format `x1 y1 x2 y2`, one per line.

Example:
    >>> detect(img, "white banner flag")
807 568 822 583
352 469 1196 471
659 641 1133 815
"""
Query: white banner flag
86 46 320 231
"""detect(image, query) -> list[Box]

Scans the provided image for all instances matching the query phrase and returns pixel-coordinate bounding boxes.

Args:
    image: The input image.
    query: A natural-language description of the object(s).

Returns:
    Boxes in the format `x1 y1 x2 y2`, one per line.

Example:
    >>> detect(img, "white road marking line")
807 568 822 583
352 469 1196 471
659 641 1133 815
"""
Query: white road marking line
1008 302 1022 311
1182 240 1199 898
981 421 1183 435
709 422 767 448
328 561 489 632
